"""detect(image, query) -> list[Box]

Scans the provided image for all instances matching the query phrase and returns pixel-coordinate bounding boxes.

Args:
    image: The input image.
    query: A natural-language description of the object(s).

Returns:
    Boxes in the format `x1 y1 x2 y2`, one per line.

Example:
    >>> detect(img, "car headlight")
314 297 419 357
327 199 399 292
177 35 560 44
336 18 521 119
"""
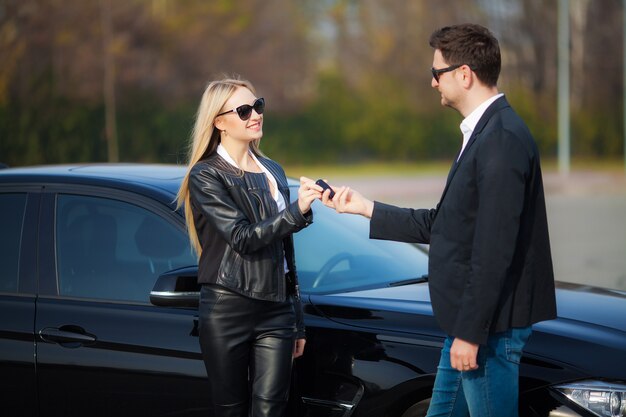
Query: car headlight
553 380 626 417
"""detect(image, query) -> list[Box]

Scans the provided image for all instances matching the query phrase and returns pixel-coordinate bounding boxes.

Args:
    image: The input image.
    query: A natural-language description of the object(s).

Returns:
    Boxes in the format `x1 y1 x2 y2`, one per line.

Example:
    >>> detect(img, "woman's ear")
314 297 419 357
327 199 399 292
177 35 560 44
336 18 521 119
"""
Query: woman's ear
214 116 224 132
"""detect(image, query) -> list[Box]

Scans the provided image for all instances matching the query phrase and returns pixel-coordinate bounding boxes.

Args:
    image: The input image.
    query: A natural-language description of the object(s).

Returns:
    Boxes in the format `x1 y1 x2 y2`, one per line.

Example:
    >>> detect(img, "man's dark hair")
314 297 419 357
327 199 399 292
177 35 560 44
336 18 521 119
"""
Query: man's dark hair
429 23 501 87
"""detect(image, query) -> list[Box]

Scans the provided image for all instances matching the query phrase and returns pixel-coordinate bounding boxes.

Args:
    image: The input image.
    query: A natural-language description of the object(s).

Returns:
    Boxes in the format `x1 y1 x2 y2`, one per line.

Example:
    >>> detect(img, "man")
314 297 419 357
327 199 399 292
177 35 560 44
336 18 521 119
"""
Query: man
321 24 557 416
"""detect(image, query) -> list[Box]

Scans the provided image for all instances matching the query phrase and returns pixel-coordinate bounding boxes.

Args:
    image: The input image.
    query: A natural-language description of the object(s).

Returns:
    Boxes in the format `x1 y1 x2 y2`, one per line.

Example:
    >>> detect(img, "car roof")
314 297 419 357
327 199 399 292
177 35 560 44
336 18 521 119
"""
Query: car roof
0 163 300 197
0 164 185 199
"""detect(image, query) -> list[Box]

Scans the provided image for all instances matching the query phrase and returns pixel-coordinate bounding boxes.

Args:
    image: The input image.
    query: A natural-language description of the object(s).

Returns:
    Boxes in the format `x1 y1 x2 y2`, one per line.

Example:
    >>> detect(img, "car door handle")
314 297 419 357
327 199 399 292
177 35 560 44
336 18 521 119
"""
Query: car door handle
38 326 97 347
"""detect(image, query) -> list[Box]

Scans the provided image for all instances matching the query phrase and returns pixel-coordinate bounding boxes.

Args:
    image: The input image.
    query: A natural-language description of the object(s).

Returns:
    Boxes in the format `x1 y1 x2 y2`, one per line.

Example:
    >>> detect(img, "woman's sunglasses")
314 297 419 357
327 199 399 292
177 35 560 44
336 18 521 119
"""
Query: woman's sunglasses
217 97 265 121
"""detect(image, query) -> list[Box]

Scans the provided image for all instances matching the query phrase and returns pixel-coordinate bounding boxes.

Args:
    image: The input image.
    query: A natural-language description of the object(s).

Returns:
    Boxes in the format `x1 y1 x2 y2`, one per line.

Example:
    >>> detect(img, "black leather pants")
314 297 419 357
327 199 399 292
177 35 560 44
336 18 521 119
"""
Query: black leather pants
198 284 296 417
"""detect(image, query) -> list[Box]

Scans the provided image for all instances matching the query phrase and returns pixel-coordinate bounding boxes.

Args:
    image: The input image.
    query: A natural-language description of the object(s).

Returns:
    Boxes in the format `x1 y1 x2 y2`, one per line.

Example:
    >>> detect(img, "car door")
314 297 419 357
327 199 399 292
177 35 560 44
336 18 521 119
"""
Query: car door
0 188 40 417
35 185 209 417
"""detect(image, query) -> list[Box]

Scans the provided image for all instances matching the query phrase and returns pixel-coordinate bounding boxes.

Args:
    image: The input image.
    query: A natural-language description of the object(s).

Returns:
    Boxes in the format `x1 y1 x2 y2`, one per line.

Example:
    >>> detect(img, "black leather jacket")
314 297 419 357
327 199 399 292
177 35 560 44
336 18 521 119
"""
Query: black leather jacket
188 153 312 337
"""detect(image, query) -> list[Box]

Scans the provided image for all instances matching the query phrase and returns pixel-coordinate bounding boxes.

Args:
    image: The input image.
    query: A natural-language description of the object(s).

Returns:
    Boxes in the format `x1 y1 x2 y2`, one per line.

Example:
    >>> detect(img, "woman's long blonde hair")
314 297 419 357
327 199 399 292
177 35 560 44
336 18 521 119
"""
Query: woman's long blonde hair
177 77 263 257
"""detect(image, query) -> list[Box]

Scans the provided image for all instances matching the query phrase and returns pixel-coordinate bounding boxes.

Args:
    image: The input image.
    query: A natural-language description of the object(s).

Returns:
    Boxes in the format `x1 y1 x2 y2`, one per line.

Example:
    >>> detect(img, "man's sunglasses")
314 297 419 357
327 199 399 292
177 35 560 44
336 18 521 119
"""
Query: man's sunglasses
431 64 476 83
217 97 265 121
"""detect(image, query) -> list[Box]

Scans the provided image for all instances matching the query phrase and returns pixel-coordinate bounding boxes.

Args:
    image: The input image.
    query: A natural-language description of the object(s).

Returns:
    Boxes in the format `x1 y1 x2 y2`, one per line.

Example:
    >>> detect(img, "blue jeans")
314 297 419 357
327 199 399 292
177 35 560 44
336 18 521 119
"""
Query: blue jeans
425 327 532 417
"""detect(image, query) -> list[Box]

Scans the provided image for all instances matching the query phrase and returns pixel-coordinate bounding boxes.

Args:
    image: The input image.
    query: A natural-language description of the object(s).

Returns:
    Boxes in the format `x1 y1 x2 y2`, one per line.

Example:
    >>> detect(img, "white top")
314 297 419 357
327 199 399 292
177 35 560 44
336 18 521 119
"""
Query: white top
458 93 504 161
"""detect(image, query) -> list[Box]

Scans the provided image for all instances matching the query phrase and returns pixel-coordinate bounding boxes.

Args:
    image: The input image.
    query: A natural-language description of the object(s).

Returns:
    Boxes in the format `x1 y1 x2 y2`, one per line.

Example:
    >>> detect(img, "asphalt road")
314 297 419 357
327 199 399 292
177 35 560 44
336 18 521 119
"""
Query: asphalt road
328 170 626 291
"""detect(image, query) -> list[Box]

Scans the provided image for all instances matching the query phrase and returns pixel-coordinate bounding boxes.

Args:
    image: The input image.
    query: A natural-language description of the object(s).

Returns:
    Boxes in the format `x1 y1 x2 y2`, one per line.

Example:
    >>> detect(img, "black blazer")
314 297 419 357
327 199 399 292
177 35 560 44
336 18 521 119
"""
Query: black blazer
370 96 557 344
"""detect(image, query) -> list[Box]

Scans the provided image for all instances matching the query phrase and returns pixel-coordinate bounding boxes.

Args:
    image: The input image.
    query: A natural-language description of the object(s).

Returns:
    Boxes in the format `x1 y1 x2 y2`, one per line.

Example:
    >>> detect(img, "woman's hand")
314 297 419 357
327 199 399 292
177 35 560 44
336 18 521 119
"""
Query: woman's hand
297 176 322 214
293 338 306 358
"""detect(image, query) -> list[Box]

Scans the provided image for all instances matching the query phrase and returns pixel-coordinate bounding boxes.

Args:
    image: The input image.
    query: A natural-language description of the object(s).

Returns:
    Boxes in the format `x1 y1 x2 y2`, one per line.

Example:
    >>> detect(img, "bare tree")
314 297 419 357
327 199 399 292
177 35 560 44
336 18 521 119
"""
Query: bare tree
100 0 118 162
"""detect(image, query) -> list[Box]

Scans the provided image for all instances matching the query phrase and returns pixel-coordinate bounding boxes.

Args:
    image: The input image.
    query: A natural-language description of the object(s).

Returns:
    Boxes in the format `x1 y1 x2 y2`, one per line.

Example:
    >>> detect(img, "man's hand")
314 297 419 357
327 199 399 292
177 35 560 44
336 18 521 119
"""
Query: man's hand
321 184 374 219
450 337 479 371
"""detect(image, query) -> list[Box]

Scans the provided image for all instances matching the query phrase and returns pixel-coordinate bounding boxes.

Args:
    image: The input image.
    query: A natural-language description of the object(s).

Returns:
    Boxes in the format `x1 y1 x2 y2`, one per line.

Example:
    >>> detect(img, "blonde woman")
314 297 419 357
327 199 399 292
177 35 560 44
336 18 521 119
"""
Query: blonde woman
177 77 320 417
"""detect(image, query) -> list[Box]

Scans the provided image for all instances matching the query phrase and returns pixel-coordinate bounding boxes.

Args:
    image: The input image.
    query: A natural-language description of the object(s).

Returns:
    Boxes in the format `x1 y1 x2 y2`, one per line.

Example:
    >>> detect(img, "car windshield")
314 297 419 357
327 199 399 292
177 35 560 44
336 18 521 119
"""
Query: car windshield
293 200 429 294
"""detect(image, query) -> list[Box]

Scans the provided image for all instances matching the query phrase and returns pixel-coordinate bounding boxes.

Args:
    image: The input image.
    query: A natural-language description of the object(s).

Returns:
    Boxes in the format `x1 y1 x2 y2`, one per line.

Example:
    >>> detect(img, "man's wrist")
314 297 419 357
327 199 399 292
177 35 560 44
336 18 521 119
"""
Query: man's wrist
364 200 374 218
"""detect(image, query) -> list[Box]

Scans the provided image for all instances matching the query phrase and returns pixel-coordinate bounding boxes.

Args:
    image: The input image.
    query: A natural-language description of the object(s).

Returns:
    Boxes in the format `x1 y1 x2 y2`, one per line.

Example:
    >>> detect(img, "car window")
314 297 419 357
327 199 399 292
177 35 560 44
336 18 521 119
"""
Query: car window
0 193 27 293
293 202 429 294
55 194 196 303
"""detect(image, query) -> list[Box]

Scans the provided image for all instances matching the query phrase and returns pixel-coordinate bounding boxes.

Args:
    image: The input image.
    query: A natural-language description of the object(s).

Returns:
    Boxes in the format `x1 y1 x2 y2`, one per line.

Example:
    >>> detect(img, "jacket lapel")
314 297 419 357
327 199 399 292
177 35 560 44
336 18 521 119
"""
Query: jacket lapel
437 96 510 206
257 157 290 202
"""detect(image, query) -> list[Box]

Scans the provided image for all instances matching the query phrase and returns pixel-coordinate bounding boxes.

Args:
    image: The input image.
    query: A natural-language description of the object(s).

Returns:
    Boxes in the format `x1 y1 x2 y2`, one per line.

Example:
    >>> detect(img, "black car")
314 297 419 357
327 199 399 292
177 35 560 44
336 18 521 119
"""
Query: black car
1 164 625 417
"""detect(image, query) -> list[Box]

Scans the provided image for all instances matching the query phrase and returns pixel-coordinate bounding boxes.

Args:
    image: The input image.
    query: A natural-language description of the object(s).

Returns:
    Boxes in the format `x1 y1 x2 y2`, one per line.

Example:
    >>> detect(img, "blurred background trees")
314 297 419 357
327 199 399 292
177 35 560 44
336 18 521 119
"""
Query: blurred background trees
0 0 623 166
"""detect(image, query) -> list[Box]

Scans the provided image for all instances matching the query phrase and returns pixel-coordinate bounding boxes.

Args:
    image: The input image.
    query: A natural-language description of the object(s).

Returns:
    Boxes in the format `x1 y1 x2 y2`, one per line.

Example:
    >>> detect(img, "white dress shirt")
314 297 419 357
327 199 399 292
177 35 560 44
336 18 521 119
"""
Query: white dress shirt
458 93 504 161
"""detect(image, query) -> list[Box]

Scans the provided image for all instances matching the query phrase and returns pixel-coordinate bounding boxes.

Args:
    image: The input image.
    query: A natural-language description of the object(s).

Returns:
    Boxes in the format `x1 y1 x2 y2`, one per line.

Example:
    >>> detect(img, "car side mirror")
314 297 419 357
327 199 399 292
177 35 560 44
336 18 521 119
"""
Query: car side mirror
150 266 200 308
